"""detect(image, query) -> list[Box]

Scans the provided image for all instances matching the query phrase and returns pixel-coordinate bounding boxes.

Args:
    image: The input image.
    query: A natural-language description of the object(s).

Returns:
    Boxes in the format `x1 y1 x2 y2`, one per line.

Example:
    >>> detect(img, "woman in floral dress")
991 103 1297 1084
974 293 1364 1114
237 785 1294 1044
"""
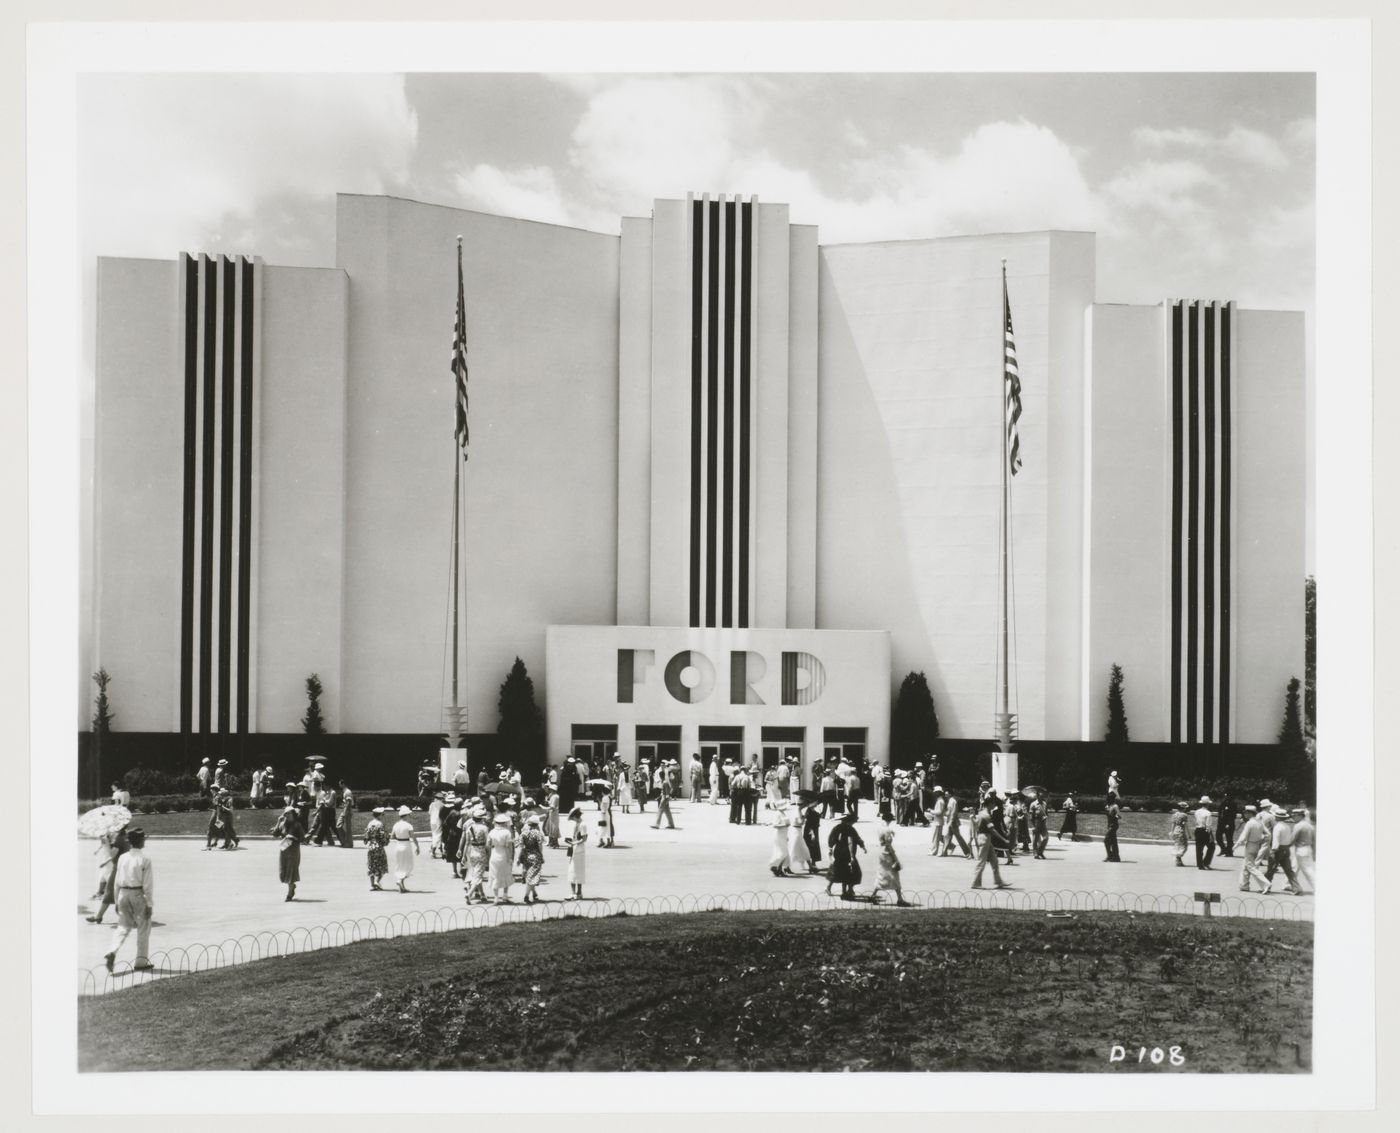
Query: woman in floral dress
544 787 562 849
271 805 305 902
872 822 911 906
363 807 389 890
1169 802 1190 867
517 815 546 904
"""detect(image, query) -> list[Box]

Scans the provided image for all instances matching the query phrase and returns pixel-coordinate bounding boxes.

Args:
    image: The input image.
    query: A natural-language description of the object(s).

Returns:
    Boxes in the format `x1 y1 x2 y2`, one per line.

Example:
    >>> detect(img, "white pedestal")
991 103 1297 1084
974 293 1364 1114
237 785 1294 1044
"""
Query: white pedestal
991 751 1019 794
439 747 467 786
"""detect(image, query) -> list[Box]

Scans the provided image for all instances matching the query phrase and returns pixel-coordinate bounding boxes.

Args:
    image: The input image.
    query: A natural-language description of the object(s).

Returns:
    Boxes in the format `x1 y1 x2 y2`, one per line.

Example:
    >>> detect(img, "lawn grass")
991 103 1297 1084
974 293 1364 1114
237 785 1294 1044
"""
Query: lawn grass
80 907 1310 1073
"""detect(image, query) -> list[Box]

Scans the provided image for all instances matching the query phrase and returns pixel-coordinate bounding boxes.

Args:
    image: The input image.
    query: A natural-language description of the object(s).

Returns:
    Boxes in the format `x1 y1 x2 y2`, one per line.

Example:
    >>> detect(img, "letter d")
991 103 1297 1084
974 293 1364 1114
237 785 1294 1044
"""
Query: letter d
1109 1045 1126 1063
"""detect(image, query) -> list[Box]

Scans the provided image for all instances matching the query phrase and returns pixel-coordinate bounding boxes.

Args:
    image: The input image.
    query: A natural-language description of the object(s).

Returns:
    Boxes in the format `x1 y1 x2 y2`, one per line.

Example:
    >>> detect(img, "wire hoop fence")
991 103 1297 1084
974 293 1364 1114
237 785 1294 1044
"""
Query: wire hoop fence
78 886 1311 998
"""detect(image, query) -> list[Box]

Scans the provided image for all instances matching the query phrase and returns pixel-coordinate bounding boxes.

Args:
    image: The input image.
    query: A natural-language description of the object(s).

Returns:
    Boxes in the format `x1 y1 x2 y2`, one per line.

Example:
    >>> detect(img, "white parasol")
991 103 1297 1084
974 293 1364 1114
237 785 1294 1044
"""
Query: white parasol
77 804 132 839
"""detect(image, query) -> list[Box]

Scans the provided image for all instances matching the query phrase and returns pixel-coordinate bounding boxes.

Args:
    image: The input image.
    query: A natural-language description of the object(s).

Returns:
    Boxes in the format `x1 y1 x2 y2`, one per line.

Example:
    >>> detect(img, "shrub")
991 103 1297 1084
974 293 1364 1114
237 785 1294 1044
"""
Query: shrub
121 767 199 795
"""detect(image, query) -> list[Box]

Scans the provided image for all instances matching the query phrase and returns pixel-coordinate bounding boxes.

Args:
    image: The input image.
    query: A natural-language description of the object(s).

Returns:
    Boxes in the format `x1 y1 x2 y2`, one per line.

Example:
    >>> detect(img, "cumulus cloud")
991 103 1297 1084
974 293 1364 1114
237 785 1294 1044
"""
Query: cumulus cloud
568 76 755 211
79 74 418 261
1103 160 1222 216
558 75 1101 243
453 163 574 227
1132 121 1291 169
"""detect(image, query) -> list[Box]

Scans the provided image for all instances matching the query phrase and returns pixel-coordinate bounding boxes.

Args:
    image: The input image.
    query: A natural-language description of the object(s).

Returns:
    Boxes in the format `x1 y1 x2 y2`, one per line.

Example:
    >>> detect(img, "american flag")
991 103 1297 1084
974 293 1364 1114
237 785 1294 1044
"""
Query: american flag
1003 268 1023 476
452 238 469 460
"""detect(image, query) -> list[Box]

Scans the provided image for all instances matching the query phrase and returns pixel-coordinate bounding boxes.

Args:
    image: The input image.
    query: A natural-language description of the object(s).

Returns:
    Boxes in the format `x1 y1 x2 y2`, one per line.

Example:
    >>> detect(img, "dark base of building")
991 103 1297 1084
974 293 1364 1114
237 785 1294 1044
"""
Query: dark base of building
78 731 1310 802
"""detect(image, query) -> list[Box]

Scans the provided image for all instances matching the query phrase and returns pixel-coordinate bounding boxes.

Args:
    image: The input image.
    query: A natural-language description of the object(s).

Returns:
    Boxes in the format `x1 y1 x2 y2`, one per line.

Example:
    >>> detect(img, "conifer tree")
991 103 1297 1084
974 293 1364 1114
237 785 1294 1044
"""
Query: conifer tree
301 673 326 736
497 657 545 773
1105 663 1130 745
890 671 940 770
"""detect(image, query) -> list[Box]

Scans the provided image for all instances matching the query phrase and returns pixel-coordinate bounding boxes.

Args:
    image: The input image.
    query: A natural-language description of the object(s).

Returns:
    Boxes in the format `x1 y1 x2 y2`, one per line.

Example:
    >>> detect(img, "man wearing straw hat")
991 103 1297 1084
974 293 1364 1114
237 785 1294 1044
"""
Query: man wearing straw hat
970 799 1010 890
1192 796 1216 870
1262 806 1301 894
1232 804 1271 892
651 767 676 830
103 827 154 973
1290 807 1315 894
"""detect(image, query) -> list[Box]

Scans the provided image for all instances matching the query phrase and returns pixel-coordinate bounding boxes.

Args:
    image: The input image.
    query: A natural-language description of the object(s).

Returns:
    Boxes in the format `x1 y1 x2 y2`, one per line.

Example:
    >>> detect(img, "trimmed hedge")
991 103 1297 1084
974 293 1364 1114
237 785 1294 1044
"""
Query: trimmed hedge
77 789 538 817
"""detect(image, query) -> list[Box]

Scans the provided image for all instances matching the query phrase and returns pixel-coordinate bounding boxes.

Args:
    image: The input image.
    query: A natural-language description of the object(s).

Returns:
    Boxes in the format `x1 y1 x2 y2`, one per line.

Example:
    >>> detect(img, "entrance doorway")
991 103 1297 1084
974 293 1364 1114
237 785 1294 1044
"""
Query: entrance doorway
570 724 617 773
634 725 681 769
823 727 867 767
762 726 806 784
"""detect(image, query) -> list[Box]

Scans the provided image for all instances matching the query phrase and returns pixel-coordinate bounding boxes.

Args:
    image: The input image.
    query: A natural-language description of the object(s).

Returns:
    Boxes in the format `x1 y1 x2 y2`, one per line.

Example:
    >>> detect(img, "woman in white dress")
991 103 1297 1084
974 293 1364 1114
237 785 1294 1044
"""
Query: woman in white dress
708 757 721 804
617 765 633 814
768 806 792 877
565 806 588 900
486 814 515 904
598 786 615 847
389 805 420 893
544 788 561 849
787 805 812 874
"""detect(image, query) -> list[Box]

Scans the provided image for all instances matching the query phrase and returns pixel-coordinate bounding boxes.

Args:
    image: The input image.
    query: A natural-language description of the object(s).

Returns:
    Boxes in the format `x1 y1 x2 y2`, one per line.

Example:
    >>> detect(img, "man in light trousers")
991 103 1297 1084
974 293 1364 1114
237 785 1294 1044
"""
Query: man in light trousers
104 827 154 973
970 803 1010 889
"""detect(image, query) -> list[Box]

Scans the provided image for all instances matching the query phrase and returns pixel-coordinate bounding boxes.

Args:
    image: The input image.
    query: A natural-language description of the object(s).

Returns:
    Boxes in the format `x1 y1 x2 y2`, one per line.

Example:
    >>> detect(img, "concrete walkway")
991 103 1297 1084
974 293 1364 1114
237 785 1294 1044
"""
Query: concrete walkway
78 799 1311 983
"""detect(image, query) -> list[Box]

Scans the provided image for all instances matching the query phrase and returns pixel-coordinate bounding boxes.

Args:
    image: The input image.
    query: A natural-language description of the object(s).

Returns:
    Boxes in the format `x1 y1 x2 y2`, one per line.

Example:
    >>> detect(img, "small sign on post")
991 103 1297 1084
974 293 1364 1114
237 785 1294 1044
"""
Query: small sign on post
1194 891 1221 918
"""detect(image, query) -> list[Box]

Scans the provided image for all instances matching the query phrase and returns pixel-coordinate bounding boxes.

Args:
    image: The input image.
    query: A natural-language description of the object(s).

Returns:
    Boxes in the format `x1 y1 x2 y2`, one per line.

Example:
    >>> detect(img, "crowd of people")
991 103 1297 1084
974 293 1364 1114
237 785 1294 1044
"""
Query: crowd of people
83 752 1315 975
1167 793 1314 894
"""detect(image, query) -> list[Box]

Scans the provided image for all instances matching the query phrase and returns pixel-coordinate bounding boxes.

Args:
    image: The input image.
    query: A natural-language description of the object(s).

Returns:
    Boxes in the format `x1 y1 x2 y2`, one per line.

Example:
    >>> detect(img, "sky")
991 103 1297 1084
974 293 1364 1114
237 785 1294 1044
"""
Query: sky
77 71 1315 316
74 70 1314 570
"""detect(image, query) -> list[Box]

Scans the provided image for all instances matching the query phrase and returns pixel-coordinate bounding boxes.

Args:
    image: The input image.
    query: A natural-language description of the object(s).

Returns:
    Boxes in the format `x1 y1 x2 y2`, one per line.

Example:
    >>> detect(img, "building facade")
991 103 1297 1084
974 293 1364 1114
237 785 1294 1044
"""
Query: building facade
86 192 1306 775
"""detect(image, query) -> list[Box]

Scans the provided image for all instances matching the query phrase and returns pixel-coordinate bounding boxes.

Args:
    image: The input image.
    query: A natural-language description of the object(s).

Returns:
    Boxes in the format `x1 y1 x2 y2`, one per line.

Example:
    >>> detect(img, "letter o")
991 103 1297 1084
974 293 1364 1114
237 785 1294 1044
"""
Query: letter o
664 651 715 704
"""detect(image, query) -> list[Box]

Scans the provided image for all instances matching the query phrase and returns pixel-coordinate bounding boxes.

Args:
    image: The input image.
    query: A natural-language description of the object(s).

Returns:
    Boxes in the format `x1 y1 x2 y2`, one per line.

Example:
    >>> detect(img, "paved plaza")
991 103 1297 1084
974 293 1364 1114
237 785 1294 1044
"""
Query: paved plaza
77 798 1311 978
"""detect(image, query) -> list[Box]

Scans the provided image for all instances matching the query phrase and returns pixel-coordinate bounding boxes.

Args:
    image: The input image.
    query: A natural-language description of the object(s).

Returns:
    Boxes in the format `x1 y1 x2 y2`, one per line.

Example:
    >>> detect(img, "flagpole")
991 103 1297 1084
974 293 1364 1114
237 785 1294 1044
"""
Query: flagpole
999 259 1011 758
996 260 1008 756
451 447 460 707
443 234 469 752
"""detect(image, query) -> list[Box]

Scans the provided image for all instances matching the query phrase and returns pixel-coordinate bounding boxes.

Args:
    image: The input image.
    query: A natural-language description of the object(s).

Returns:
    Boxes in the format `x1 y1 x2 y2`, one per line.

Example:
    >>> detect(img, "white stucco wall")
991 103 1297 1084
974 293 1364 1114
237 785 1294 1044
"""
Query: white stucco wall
254 265 349 732
1082 302 1169 742
91 257 183 731
1231 308 1306 742
335 195 621 735
816 232 1093 741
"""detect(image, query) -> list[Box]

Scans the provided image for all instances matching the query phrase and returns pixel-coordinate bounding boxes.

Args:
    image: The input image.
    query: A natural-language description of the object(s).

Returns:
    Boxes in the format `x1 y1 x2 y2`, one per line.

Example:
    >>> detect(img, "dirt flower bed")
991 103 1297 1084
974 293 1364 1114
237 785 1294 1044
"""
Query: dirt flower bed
187 910 1317 1074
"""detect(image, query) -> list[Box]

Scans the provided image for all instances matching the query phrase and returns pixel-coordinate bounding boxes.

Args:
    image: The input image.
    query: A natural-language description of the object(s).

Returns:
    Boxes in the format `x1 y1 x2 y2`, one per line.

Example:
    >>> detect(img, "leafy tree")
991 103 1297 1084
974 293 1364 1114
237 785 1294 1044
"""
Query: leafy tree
1105 663 1130 745
301 673 326 736
497 657 544 772
889 671 940 770
1304 576 1316 737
